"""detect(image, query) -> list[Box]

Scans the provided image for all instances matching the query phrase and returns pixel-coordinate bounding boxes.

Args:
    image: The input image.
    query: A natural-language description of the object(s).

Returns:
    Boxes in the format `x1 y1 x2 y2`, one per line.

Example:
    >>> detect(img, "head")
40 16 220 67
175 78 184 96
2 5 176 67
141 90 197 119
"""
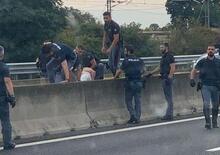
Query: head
160 43 169 54
206 44 215 58
41 42 59 57
0 45 4 61
75 45 85 56
124 44 134 56
103 12 112 24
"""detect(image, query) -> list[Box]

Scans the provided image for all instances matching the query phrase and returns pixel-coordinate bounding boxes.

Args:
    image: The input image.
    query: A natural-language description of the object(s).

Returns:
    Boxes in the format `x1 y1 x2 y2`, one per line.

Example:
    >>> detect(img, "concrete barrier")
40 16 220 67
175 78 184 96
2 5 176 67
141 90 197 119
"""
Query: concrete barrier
11 83 90 139
0 73 203 141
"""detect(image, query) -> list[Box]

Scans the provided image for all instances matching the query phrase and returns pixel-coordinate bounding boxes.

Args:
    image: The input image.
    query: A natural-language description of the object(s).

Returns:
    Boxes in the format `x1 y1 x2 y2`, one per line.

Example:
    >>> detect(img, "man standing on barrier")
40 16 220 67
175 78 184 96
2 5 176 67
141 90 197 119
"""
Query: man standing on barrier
114 45 144 124
148 43 175 121
0 46 16 150
102 11 123 76
190 44 220 129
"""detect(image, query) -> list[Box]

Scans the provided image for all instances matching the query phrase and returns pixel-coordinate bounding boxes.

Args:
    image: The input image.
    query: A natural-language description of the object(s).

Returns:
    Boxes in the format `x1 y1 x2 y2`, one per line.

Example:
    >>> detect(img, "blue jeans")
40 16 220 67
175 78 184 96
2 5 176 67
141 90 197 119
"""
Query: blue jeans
46 58 74 83
108 45 121 75
125 81 143 120
0 97 13 147
95 63 104 80
201 85 219 125
162 78 173 117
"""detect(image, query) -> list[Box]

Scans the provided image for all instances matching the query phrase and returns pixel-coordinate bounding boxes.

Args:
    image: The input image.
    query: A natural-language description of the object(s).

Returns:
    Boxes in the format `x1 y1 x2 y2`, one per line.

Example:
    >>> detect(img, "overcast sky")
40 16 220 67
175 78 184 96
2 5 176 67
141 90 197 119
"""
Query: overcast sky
63 0 171 28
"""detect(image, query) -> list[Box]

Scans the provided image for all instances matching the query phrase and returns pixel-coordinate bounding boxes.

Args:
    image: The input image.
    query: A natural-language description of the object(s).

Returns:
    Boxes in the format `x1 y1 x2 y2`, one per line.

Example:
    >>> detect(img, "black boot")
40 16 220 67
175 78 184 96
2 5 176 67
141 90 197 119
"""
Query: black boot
204 108 211 129
212 108 219 128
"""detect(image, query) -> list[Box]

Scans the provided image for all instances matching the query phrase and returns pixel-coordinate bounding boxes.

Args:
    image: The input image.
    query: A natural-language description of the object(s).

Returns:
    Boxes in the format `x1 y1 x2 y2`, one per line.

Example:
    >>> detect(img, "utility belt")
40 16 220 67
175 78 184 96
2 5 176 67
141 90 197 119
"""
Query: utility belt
160 73 169 79
197 81 220 91
125 79 143 91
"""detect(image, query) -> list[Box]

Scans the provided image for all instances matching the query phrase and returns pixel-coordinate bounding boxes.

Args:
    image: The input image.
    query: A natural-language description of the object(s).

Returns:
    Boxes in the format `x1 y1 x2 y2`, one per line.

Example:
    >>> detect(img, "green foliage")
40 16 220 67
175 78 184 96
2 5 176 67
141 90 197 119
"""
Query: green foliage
170 26 219 55
121 22 160 57
166 0 220 28
0 0 67 62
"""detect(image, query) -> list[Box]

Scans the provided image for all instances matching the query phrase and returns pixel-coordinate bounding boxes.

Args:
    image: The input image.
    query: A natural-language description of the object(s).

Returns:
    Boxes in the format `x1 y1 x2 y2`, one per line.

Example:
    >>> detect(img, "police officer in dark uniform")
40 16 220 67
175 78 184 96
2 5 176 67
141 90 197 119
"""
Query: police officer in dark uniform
114 44 144 124
0 45 16 150
41 42 77 83
190 44 220 129
102 11 123 76
75 45 104 80
148 43 175 121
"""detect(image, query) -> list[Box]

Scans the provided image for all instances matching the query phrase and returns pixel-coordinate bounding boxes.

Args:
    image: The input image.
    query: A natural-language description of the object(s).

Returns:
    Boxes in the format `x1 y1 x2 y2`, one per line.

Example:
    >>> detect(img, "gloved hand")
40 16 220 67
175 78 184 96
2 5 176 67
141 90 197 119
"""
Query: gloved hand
144 73 152 78
196 81 202 91
7 95 16 108
190 79 196 87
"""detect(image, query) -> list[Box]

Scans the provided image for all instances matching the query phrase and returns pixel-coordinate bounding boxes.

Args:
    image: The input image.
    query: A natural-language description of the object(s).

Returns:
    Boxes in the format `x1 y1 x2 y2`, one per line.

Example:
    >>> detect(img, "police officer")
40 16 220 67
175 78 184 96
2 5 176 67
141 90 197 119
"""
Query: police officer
75 45 104 80
102 11 123 76
190 44 220 129
41 42 76 83
114 44 144 124
0 45 16 150
148 43 175 121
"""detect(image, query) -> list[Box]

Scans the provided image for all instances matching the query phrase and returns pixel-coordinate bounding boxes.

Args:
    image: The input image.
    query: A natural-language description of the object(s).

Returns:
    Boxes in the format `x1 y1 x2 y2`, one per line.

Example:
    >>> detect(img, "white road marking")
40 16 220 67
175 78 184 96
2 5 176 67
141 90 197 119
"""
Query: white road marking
0 116 205 150
206 147 220 152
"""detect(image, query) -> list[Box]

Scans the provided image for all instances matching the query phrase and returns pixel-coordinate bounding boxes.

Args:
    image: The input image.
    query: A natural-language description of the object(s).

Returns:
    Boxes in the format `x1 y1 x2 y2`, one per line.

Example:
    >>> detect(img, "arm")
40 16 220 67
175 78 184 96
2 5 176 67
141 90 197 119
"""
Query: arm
168 63 175 78
109 34 119 50
4 77 14 96
190 68 198 80
61 60 70 82
102 32 107 53
90 59 97 69
150 66 160 75
114 69 123 79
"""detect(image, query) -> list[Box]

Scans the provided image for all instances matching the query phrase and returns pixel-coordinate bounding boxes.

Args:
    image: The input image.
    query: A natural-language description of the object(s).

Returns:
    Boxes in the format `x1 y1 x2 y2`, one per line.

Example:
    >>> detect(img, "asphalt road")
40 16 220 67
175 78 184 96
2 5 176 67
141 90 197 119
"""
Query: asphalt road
1 117 220 155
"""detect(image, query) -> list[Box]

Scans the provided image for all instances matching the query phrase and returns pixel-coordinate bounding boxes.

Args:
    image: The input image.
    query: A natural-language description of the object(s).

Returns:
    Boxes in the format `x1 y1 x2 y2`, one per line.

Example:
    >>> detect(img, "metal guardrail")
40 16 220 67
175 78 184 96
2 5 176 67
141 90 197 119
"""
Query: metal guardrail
7 55 201 76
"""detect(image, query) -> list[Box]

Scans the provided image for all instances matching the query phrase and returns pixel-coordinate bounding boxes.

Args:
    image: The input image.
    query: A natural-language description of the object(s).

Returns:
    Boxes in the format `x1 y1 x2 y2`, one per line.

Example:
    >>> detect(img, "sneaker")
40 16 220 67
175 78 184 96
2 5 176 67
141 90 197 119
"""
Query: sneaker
3 143 16 150
134 119 140 124
212 124 219 128
161 116 173 121
127 118 135 124
205 124 211 130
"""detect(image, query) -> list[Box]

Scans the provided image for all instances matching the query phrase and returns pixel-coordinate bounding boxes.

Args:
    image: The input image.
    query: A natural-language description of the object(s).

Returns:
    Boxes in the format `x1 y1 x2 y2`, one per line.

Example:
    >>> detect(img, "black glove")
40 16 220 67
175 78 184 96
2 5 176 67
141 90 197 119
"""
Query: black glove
196 82 202 91
7 95 16 108
143 73 152 79
190 79 196 87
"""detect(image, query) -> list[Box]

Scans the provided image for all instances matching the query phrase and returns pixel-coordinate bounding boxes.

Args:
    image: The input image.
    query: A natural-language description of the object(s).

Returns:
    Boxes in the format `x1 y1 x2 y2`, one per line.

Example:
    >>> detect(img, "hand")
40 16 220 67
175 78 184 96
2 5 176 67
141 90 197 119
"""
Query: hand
7 95 16 108
168 74 173 79
106 48 111 54
190 79 196 87
101 47 107 53
144 73 152 78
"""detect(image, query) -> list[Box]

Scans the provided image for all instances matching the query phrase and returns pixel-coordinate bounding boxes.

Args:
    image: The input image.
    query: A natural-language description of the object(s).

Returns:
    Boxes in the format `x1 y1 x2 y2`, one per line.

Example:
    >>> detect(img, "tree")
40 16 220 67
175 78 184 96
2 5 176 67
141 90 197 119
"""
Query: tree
0 0 67 62
166 0 220 28
121 22 160 57
149 24 160 31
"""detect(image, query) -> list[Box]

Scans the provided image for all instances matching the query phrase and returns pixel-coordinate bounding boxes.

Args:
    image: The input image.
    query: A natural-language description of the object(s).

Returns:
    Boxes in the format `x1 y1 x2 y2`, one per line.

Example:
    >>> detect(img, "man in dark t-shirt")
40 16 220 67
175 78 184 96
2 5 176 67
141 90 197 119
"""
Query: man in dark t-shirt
114 45 144 124
41 42 77 83
190 45 220 129
0 45 16 150
102 11 123 76
148 43 176 121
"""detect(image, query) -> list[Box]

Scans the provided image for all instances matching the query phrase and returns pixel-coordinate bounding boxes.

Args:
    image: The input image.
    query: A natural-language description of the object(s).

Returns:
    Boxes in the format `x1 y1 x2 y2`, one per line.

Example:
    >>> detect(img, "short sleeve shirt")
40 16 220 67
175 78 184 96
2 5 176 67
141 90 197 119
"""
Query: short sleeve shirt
195 57 220 86
104 20 120 46
160 52 175 76
120 55 144 81
0 61 10 96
